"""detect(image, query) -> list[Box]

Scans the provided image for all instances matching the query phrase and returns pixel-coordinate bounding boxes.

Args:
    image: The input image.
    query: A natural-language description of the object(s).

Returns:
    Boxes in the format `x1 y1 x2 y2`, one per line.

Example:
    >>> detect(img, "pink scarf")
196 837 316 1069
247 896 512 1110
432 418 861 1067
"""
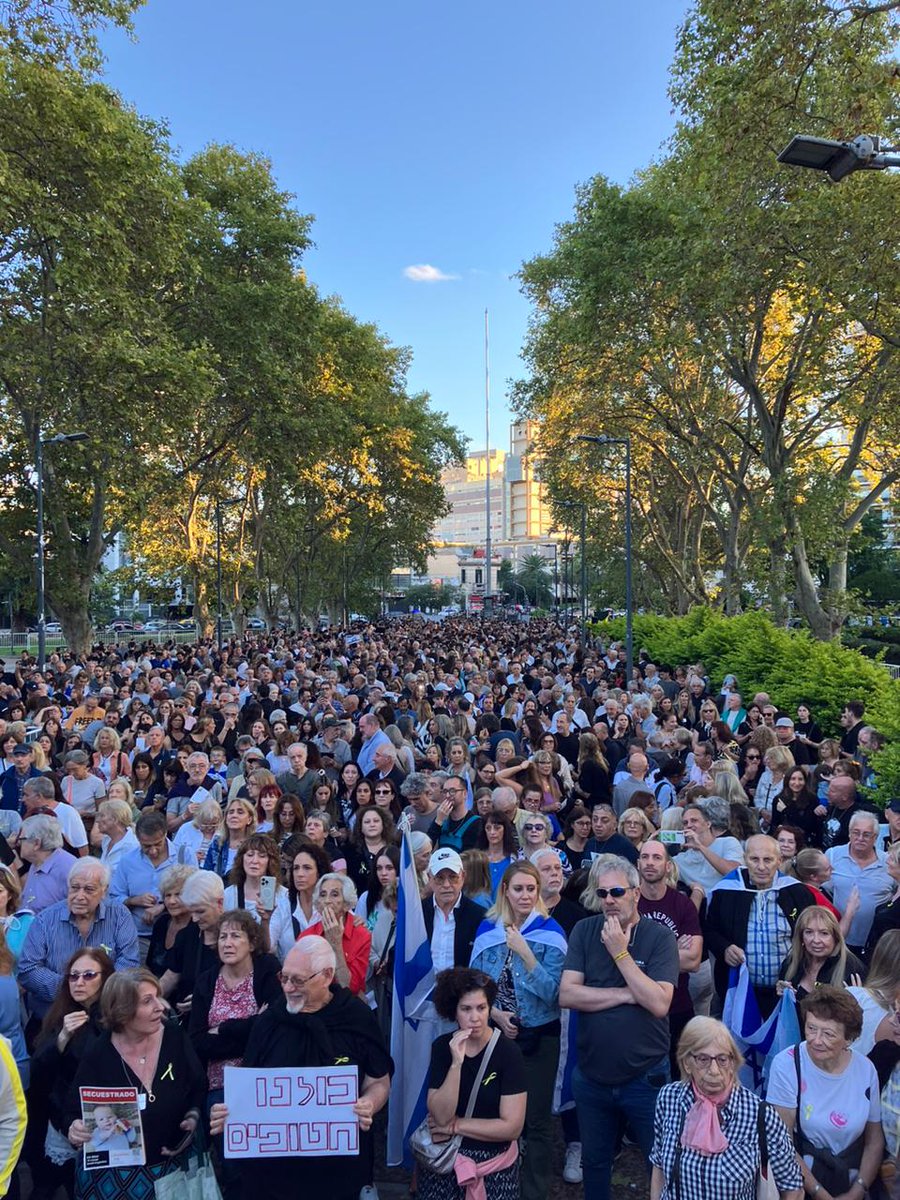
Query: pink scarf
680 1082 730 1155
454 1140 518 1200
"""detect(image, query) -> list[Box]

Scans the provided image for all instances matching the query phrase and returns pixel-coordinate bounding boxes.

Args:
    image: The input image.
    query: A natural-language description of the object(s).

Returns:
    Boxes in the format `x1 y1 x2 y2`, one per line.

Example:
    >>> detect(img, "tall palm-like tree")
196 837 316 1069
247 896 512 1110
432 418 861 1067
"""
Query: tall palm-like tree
517 554 553 607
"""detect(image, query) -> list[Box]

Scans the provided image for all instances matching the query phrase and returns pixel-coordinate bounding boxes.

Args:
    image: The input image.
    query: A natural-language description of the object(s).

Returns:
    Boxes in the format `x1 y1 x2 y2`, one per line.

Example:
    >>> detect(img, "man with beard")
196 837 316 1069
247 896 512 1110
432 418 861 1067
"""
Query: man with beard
209 937 391 1200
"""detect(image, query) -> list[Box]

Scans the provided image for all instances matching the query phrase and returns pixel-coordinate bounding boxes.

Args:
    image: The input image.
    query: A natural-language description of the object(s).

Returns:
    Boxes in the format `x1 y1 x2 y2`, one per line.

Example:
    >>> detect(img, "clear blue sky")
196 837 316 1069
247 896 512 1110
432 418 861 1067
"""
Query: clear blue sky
100 0 688 447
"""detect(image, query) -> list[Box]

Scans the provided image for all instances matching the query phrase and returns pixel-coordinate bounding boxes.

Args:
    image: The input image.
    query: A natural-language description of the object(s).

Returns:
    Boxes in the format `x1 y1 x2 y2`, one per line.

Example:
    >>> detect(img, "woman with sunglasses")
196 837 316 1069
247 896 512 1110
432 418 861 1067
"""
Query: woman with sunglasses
372 778 403 822
29 949 115 1199
738 745 764 805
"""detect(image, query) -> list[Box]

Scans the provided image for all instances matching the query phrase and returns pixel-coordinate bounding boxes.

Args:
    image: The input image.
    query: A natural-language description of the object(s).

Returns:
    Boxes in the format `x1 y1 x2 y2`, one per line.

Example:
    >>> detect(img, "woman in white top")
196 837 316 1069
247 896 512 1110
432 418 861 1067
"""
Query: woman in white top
172 798 222 868
222 833 294 961
754 745 795 825
93 799 139 870
847 928 900 1055
284 840 331 938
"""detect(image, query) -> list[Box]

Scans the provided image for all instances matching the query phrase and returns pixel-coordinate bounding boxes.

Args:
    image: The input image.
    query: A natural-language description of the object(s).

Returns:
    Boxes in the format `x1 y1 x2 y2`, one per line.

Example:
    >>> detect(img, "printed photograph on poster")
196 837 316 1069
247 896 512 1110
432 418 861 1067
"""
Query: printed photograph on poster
79 1086 145 1171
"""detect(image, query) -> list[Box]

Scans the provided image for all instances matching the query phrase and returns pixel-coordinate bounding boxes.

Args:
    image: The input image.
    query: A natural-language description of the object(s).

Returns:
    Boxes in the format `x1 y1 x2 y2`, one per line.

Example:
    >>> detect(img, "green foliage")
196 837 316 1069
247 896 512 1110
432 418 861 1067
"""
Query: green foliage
0 0 144 70
589 608 891 731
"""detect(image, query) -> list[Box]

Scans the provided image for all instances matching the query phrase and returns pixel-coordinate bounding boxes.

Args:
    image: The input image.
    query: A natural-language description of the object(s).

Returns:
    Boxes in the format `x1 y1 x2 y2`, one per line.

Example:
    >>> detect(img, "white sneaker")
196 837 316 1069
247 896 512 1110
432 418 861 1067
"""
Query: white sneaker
360 1187 379 1200
563 1142 583 1184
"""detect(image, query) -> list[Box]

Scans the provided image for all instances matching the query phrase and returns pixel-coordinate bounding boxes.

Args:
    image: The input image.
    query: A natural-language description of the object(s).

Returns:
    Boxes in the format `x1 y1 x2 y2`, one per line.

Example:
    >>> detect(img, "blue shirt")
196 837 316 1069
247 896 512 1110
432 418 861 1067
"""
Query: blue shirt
110 841 186 936
21 850 74 914
18 898 140 1016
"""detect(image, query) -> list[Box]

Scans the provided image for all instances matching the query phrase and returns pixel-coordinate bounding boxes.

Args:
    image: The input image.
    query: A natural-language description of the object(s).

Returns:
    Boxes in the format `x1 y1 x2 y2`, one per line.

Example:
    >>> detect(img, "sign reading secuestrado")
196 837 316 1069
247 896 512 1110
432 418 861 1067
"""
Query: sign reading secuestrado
223 1065 359 1158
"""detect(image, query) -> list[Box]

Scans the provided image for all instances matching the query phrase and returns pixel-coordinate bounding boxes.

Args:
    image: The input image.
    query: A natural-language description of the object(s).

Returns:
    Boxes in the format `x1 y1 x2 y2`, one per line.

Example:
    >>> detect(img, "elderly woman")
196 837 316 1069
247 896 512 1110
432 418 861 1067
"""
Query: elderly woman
768 988 884 1200
65 968 207 1200
420 966 526 1200
146 864 197 979
619 807 656 851
469 862 566 1200
776 907 864 1003
92 798 139 870
298 873 371 997
172 796 222 868
651 1016 802 1200
520 811 571 875
223 833 295 960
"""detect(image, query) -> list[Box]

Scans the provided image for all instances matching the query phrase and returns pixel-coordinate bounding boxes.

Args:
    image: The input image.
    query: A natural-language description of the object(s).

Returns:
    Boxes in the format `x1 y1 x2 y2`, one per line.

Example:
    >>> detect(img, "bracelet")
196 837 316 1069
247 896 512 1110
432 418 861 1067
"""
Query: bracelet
613 950 631 963
810 1185 821 1197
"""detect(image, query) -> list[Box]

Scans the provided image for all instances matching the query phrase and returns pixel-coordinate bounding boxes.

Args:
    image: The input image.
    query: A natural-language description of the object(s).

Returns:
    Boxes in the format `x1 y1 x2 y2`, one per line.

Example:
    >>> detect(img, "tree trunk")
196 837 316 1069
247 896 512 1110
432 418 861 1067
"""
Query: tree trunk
52 598 94 657
790 516 842 640
722 507 744 615
769 538 788 626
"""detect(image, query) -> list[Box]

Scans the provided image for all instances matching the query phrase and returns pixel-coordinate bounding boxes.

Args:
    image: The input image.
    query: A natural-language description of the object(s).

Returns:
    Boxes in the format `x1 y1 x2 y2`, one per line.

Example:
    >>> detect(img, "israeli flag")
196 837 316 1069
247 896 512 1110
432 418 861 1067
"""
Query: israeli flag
387 832 437 1166
722 964 801 1094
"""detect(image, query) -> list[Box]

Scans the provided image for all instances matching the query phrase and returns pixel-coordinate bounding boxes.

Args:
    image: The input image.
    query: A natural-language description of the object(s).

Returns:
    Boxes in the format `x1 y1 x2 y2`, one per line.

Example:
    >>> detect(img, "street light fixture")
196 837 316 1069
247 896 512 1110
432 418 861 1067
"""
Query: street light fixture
577 434 633 684
35 430 88 672
777 134 899 182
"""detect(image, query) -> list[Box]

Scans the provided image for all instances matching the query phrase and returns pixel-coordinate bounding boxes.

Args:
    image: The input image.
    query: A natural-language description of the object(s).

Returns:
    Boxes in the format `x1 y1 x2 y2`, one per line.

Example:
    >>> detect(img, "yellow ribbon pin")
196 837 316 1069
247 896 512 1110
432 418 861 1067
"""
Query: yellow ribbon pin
160 1063 174 1082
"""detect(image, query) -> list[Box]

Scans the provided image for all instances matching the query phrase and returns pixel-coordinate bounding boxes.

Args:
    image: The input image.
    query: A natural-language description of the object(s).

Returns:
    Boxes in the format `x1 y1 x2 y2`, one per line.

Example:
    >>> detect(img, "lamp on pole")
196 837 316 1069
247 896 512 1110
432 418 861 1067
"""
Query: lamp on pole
215 497 240 653
35 430 88 672
577 434 632 683
777 133 899 181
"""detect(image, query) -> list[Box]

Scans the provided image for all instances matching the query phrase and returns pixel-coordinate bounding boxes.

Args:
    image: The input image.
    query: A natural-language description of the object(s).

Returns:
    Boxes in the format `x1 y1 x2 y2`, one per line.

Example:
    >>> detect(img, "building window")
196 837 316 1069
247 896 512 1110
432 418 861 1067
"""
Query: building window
475 569 483 586
461 569 466 583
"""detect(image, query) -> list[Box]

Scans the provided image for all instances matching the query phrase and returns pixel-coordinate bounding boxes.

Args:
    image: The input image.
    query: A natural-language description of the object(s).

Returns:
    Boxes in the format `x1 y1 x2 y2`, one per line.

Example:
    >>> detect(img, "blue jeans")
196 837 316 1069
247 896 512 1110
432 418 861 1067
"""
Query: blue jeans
573 1058 669 1200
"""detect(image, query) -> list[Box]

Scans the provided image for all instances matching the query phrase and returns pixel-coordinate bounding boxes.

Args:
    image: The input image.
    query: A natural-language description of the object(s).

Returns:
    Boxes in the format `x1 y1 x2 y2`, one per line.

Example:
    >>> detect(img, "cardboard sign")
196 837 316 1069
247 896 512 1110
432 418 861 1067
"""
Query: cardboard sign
223 1065 359 1159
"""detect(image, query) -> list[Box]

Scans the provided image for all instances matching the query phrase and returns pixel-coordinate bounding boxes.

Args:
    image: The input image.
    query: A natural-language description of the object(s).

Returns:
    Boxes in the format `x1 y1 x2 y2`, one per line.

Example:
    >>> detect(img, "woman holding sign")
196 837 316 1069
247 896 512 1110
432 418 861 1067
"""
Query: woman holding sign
63 968 206 1200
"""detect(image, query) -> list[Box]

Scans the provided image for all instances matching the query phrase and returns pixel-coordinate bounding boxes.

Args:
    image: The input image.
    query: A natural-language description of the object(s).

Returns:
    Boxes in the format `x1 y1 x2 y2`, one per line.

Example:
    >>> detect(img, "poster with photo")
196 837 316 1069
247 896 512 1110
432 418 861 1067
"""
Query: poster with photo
79 1087 145 1171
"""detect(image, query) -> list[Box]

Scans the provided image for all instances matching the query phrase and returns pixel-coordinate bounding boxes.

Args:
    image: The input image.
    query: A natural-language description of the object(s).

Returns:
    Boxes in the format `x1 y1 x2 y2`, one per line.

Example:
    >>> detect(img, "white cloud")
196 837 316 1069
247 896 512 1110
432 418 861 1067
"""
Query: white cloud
403 263 459 283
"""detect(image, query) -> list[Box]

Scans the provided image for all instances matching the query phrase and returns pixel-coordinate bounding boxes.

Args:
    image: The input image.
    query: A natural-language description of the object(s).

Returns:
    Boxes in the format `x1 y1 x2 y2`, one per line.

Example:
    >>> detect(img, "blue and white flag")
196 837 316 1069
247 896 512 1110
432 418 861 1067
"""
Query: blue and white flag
387 832 437 1166
722 964 801 1094
552 1008 578 1113
470 910 568 962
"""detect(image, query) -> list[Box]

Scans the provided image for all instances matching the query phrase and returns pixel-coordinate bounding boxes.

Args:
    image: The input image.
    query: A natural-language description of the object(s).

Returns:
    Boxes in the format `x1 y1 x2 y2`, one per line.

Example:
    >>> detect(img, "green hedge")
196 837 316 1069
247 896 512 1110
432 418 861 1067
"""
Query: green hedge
588 608 899 803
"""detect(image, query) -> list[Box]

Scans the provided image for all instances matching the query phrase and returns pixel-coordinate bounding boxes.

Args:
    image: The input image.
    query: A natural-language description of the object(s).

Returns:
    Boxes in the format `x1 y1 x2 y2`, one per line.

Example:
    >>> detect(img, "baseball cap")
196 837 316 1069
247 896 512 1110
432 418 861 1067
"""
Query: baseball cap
11 744 32 757
429 847 463 875
775 718 794 729
886 798 900 814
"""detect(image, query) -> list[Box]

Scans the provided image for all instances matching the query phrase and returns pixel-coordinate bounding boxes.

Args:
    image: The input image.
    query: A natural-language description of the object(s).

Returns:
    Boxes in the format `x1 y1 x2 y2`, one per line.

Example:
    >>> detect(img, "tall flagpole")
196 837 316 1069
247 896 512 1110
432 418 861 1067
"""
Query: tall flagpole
484 309 491 617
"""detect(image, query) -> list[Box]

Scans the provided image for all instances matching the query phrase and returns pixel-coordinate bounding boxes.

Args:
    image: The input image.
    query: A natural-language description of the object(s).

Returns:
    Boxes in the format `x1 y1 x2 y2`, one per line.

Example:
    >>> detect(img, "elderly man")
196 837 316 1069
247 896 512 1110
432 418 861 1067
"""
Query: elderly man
531 847 587 937
110 811 187 942
313 715 351 767
18 814 74 912
612 752 651 817
21 775 88 855
366 741 404 790
560 854 678 1200
355 713 392 777
165 751 224 833
209 936 391 1200
142 724 171 772
825 811 892 954
18 859 139 1017
0 743 43 813
421 847 483 969
275 741 317 807
398 772 437 834
773 716 813 767
705 834 815 1017
584 804 639 865
815 775 879 849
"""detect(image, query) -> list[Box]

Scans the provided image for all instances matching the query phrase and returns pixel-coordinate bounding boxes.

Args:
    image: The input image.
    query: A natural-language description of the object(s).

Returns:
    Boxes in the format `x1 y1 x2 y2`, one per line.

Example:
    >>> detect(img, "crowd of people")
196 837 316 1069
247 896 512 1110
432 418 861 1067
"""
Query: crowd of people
0 615 895 1200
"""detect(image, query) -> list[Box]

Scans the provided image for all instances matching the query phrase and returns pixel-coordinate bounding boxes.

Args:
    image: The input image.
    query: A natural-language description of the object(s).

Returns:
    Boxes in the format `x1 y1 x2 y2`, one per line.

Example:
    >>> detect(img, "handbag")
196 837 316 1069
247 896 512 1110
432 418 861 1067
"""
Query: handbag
792 1043 866 1196
409 1028 501 1174
153 1135 222 1200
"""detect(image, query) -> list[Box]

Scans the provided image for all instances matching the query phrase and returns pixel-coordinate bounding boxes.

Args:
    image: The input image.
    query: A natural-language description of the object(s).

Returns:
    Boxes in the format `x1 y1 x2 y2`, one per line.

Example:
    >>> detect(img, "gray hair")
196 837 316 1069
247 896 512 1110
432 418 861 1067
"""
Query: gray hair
289 933 336 975
65 749 89 766
581 853 639 911
313 872 358 909
69 857 111 890
194 798 223 827
181 870 224 906
159 864 198 895
400 772 428 799
848 810 880 835
22 776 56 802
699 796 731 833
529 847 560 868
21 813 63 851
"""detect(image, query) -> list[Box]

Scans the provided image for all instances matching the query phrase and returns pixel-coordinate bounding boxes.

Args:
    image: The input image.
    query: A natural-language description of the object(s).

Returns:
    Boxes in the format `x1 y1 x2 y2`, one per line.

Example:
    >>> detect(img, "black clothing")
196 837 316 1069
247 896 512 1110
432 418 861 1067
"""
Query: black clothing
840 721 864 758
239 986 392 1197
31 1007 106 1134
864 892 900 963
429 1032 526 1152
545 895 588 938
769 796 823 848
584 833 639 865
187 953 282 1065
64 1023 206 1163
577 759 611 807
777 949 866 1000
165 921 219 1005
422 894 485 967
821 799 880 849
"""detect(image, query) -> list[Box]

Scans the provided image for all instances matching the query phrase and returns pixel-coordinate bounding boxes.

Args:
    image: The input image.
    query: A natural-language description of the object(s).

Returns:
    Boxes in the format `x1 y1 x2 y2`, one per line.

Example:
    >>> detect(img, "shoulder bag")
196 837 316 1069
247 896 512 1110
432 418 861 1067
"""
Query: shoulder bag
409 1028 501 1174
792 1043 866 1196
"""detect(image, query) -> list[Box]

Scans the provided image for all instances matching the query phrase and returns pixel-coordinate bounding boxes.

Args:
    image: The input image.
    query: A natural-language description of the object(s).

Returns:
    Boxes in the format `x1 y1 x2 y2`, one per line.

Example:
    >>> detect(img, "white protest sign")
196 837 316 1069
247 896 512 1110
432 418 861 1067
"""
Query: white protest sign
223 1065 359 1159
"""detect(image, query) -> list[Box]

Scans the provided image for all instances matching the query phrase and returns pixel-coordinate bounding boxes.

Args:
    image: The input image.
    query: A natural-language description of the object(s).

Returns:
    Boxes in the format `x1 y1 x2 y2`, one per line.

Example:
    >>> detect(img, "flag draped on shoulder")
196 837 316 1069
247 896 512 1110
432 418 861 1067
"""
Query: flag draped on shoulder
387 832 437 1166
722 963 801 1094
470 910 568 962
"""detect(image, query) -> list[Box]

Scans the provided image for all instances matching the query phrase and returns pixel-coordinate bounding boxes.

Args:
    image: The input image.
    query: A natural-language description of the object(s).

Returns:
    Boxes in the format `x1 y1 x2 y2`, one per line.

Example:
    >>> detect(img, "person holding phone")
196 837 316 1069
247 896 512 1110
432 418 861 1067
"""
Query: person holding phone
222 834 295 960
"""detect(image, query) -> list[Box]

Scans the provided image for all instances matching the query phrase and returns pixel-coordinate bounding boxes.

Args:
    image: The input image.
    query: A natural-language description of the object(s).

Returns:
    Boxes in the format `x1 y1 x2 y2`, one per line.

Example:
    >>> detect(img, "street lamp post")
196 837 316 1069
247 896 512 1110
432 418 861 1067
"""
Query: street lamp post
35 429 88 671
777 133 899 181
577 435 633 683
215 497 240 653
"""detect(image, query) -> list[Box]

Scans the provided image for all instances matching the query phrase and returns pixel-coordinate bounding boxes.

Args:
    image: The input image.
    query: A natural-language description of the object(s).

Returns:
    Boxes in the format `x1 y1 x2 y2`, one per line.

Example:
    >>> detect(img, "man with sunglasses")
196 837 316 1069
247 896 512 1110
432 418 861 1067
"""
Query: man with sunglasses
209 936 391 1200
560 853 678 1200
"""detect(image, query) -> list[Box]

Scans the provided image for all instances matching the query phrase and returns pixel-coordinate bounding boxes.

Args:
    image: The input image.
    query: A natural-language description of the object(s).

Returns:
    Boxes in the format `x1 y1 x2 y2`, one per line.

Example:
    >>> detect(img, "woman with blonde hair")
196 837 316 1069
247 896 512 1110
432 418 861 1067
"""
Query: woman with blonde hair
460 849 493 909
93 798 139 869
203 797 257 878
619 807 655 851
755 745 795 822
0 863 33 967
91 727 130 787
776 906 864 1002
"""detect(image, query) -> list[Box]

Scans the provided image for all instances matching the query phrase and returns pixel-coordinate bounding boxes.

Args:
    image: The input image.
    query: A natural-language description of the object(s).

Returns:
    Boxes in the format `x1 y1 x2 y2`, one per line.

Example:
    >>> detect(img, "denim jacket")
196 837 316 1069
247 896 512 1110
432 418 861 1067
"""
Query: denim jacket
470 936 564 1028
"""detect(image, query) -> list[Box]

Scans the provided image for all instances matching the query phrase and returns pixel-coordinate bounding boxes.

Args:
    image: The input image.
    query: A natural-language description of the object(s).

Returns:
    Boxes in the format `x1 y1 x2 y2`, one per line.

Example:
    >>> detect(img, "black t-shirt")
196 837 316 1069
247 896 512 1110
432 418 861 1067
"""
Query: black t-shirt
546 895 589 938
166 922 219 1004
637 888 701 1014
564 914 679 1085
429 1032 526 1151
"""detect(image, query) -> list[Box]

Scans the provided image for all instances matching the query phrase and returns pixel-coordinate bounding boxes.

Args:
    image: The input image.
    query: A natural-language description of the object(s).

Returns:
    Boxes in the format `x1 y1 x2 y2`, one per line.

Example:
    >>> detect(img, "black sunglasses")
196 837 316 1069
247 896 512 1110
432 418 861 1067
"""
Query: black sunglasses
595 886 630 899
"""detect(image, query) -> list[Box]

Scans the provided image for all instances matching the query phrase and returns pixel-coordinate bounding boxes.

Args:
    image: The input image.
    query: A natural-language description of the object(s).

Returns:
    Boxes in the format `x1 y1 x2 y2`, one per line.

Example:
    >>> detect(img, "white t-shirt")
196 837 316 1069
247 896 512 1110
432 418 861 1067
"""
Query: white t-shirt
847 986 890 1056
46 802 88 850
62 773 106 816
674 836 745 893
100 828 139 869
767 1042 880 1165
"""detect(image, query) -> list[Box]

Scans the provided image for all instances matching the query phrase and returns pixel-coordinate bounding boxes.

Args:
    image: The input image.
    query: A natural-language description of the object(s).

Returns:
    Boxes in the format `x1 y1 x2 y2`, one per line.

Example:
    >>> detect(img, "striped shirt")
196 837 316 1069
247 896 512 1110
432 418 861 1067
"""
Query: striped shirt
18 899 140 1017
745 889 792 988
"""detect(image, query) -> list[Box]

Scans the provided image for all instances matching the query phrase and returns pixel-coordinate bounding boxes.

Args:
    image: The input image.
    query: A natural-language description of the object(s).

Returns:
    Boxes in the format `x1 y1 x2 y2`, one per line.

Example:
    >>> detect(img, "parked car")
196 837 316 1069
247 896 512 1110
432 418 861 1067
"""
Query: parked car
246 617 266 630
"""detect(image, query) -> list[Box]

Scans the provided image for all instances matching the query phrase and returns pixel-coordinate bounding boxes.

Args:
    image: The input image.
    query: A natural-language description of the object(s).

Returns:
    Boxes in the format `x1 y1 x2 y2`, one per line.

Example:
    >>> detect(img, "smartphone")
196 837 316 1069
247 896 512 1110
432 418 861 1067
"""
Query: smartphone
258 875 277 911
658 830 685 845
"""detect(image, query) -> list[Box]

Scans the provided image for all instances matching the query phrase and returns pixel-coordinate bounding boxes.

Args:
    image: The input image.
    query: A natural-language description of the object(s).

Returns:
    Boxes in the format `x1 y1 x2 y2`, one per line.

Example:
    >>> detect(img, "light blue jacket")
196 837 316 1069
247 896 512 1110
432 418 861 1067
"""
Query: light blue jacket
470 930 565 1028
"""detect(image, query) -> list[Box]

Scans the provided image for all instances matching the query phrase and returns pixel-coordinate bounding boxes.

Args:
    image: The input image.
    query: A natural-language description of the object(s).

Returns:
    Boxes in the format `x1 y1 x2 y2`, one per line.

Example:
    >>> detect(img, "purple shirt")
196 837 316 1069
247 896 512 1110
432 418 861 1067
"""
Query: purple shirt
21 848 75 913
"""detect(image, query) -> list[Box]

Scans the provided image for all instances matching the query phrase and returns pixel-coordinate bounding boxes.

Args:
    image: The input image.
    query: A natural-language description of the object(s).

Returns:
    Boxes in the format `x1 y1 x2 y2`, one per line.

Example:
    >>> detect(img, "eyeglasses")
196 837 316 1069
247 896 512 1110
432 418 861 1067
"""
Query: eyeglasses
68 970 101 981
280 968 325 989
523 823 545 832
374 789 392 795
442 787 464 795
595 886 630 899
805 1025 842 1045
690 1053 733 1069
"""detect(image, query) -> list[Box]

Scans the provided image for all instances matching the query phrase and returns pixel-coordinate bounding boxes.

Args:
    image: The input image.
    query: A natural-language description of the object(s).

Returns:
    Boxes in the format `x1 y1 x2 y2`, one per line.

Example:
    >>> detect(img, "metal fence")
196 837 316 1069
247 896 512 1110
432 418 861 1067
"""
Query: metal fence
0 628 203 656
